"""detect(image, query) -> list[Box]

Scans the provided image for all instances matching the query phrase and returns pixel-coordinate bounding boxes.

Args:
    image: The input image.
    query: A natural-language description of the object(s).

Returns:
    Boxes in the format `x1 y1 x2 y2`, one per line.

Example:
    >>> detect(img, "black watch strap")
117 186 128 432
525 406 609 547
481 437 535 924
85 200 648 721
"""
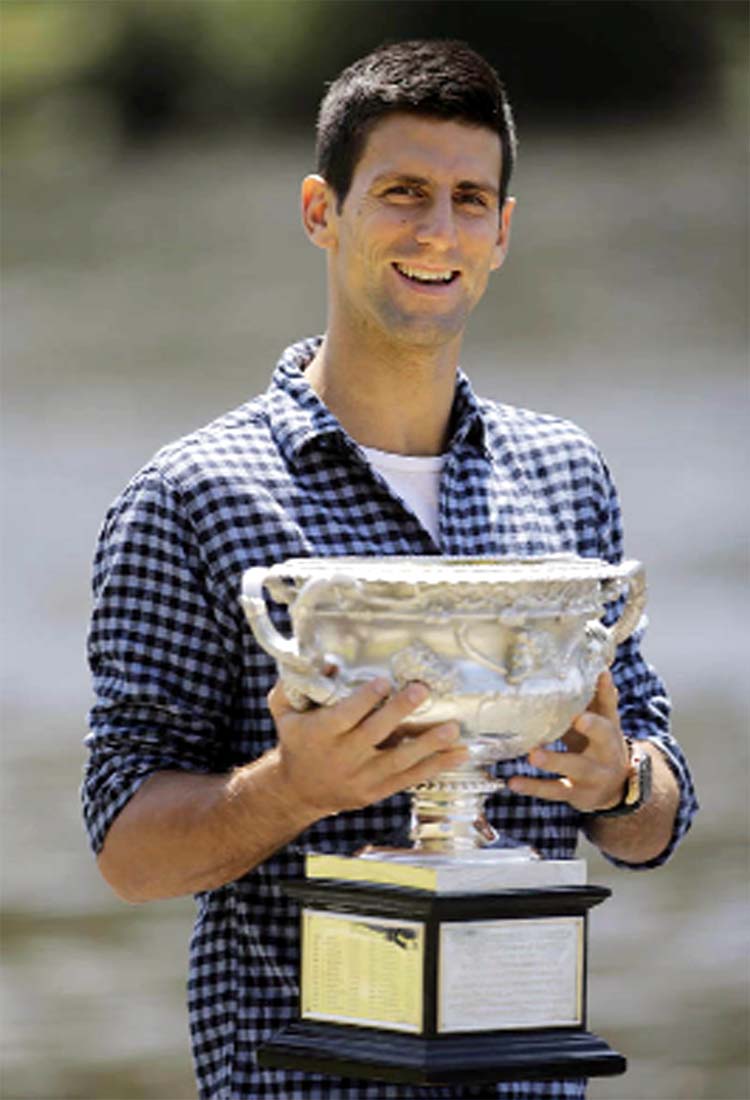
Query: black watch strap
590 738 653 818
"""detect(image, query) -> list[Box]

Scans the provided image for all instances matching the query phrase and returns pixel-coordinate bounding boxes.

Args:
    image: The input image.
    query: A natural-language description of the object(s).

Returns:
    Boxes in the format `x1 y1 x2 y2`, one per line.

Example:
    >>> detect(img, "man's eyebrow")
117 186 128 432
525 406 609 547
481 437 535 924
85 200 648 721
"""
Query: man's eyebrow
371 172 499 197
371 172 430 188
455 179 500 197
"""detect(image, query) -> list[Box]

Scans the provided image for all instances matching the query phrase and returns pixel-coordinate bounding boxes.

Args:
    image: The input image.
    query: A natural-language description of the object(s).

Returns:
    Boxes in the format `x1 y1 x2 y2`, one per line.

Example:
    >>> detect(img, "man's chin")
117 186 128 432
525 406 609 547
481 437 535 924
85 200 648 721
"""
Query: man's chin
380 307 469 349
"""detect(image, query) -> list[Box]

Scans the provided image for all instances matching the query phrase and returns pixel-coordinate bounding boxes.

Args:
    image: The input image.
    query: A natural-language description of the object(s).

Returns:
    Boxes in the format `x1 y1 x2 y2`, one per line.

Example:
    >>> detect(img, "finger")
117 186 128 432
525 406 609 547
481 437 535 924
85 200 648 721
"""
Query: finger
561 727 589 754
267 676 331 719
369 721 464 783
371 742 471 803
570 671 621 744
350 682 432 750
507 774 574 803
586 670 620 722
269 675 391 734
313 676 399 737
528 746 589 782
266 678 293 717
569 712 623 764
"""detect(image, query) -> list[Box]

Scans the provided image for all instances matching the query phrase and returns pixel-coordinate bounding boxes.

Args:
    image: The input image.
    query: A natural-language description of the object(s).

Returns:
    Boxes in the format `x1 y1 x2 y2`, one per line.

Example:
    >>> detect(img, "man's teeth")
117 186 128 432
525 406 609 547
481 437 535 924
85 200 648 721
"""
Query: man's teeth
396 264 456 283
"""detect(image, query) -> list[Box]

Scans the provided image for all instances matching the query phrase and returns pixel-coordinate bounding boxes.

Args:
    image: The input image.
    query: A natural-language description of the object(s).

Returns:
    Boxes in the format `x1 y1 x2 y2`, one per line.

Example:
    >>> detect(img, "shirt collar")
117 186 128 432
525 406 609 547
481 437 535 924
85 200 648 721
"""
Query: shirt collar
267 337 489 467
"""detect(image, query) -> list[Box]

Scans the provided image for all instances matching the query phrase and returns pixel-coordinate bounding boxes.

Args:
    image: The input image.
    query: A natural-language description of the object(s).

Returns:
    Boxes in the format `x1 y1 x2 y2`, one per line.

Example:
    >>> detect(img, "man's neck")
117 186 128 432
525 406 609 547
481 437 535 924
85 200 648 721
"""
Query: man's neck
305 329 461 457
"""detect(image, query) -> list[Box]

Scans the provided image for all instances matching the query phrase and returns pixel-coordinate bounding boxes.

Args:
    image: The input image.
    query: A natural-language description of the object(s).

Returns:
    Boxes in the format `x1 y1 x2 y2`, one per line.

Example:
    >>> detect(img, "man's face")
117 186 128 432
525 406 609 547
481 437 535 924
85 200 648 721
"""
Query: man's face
313 113 514 350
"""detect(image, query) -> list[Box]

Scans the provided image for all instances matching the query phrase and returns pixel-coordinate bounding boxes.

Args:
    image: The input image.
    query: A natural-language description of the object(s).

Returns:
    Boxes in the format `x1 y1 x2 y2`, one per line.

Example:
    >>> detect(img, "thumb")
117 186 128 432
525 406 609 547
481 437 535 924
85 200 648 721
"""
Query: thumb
267 678 295 721
588 670 620 722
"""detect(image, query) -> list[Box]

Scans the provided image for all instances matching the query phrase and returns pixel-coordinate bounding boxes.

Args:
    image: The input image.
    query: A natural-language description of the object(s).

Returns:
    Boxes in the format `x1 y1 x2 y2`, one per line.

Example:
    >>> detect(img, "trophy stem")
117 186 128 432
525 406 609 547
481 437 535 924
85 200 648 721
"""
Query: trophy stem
409 766 504 853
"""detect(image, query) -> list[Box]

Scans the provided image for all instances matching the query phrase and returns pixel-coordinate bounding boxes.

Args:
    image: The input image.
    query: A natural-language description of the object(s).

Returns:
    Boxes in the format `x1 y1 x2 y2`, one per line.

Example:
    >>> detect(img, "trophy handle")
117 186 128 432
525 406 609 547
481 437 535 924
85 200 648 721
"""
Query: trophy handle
602 559 647 651
240 567 343 709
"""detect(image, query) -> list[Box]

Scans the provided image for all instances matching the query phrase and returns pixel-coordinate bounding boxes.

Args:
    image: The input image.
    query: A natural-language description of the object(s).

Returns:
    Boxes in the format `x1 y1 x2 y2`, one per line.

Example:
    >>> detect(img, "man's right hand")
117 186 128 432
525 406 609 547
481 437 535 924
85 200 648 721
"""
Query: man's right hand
267 676 469 819
97 677 468 903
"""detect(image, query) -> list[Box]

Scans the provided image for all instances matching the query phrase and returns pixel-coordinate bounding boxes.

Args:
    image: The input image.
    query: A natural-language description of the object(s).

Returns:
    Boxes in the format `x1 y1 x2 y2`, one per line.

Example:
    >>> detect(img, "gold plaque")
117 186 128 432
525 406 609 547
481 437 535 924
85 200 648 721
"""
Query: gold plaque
301 909 424 1032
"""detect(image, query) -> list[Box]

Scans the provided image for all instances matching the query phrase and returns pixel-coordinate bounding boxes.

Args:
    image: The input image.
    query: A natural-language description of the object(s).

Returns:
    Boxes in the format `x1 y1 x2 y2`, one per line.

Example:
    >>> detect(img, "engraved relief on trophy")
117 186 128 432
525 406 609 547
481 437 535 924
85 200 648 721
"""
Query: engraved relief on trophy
389 641 459 697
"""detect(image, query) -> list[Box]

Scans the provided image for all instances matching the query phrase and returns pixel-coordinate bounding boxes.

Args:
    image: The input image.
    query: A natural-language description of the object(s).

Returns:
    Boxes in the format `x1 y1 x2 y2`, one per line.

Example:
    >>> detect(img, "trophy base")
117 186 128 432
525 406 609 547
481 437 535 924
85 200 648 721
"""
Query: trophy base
258 1021 626 1084
259 875 626 1085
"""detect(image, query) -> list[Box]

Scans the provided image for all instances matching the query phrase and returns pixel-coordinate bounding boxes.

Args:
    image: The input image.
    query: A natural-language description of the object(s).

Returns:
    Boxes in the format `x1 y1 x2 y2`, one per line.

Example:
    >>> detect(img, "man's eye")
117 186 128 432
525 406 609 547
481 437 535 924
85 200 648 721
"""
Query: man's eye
457 192 488 207
384 185 421 198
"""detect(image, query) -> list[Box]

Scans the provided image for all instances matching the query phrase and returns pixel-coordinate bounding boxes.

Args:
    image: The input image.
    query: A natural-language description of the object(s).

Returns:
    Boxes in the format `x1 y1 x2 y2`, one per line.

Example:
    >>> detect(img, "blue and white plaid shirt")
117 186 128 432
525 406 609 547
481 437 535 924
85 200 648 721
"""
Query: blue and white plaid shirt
84 337 697 1100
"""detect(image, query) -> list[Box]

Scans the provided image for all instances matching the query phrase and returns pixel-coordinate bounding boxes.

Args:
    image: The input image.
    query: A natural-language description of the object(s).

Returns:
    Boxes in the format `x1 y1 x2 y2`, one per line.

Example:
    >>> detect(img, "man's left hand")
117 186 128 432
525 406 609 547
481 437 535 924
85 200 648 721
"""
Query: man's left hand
507 670 630 813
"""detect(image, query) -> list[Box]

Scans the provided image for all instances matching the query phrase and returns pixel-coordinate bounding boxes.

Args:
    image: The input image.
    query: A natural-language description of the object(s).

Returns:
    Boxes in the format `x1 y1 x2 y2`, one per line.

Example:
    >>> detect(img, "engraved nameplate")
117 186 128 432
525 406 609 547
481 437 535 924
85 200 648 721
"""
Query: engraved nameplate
439 916 584 1032
301 909 424 1033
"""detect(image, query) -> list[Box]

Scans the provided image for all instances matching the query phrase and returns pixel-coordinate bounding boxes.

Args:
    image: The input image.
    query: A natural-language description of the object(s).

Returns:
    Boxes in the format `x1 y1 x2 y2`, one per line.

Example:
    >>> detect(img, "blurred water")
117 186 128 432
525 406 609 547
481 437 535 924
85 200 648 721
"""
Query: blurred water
2 114 748 1099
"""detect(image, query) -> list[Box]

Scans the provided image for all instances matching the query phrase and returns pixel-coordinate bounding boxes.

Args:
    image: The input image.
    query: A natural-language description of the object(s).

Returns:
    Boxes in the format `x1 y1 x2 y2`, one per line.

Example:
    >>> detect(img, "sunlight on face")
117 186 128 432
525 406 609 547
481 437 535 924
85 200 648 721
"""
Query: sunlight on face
326 113 513 351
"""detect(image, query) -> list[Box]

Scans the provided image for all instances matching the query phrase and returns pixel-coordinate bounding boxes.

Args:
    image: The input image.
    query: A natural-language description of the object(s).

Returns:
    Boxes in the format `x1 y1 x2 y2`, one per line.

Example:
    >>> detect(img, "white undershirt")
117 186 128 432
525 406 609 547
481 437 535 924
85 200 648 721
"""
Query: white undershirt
361 445 444 544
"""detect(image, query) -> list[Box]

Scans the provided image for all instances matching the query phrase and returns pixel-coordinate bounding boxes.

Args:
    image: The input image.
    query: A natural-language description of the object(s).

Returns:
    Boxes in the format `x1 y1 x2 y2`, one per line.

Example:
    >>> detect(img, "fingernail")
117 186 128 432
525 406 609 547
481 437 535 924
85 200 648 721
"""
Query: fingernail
372 677 390 696
529 749 545 767
407 682 430 704
577 714 593 732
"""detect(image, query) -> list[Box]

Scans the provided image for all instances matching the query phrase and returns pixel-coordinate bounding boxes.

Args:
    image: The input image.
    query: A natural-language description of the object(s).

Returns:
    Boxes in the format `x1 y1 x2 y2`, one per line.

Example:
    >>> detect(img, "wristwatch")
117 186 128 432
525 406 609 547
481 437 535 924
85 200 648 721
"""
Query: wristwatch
591 737 653 818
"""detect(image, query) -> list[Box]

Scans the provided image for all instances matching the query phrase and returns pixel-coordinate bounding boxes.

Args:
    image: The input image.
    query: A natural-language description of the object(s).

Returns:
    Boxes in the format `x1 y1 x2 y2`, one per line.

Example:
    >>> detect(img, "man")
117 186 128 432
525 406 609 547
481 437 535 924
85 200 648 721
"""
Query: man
84 40 697 1100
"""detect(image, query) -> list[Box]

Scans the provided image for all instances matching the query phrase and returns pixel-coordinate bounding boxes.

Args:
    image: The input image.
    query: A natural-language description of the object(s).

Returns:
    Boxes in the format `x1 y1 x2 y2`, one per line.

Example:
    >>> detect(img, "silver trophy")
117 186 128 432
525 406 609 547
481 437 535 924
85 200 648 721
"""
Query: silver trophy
241 554 645 853
240 555 640 1084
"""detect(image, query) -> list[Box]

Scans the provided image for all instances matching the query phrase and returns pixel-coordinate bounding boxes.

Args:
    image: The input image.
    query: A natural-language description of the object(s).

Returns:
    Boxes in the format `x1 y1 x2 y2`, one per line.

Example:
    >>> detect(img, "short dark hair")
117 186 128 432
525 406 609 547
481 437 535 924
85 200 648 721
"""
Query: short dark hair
316 39 517 212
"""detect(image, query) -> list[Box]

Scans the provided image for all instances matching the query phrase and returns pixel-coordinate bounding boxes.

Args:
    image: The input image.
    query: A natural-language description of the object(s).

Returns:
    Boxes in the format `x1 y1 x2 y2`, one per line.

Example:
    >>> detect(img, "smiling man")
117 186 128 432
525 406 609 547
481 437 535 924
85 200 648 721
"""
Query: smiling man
303 112 514 458
84 41 697 1100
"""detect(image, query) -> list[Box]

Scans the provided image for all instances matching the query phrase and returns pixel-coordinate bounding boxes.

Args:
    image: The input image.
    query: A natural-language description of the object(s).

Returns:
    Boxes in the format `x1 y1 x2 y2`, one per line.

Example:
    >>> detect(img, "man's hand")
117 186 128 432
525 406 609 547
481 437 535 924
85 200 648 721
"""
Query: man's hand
507 671 629 812
97 676 468 903
268 676 469 818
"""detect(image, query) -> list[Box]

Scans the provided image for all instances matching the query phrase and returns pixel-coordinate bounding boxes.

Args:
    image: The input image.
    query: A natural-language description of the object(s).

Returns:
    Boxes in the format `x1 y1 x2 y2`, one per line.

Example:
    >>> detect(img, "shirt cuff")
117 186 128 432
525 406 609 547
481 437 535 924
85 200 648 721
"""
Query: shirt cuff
600 734 699 871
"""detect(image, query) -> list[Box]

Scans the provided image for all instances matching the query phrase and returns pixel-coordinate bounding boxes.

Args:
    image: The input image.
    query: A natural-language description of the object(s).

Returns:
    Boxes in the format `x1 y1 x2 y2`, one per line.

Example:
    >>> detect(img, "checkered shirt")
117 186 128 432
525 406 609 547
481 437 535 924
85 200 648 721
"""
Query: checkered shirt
84 336 697 1100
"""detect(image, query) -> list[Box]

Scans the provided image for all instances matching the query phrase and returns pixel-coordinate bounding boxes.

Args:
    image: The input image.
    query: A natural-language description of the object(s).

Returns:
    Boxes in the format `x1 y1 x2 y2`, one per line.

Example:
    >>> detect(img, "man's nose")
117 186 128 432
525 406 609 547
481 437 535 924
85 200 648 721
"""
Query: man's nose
414 195 458 250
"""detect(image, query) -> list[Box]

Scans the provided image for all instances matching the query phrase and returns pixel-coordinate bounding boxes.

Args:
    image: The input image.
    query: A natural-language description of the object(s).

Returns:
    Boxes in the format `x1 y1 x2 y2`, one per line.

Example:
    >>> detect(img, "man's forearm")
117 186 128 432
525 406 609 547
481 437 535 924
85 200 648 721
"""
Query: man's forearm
582 742 681 864
97 751 318 903
96 678 468 904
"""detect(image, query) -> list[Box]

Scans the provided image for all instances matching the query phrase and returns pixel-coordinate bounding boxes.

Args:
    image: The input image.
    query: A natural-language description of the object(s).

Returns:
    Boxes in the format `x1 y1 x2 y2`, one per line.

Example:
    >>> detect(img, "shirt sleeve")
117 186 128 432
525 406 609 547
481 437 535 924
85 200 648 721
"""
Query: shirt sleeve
589 454 699 870
82 463 241 855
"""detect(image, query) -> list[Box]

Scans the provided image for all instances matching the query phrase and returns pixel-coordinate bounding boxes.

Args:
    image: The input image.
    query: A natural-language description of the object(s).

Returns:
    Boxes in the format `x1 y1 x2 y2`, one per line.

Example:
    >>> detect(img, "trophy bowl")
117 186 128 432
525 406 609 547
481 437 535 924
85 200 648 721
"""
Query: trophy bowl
241 555 645 852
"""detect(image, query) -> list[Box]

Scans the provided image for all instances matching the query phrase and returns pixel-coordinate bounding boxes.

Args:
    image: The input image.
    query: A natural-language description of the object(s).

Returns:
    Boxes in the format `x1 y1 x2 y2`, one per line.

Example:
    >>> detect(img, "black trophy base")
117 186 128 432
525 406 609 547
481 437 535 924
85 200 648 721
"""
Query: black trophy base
264 876 627 1085
258 1022 627 1085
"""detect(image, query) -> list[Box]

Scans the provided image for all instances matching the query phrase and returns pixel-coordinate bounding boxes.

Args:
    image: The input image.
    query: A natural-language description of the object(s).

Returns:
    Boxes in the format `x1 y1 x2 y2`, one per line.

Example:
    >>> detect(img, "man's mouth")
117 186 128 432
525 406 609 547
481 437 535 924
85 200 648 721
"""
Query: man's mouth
393 262 460 285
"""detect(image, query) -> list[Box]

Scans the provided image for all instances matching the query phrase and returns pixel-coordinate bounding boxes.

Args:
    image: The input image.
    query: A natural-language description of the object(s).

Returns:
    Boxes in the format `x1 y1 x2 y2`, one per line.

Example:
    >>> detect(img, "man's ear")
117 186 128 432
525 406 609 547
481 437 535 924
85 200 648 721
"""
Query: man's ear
490 196 516 272
301 174 337 249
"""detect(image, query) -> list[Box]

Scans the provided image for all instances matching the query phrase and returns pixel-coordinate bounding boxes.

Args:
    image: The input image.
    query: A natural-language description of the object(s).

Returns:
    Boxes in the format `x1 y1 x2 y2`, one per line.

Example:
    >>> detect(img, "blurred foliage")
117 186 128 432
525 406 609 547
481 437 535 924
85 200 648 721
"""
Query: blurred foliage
1 0 747 143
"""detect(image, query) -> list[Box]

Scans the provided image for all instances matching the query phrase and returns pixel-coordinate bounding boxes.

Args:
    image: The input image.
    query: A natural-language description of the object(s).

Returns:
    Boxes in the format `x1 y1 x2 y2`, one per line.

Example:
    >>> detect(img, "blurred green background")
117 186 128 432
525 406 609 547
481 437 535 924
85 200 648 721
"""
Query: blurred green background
2 2 748 1098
